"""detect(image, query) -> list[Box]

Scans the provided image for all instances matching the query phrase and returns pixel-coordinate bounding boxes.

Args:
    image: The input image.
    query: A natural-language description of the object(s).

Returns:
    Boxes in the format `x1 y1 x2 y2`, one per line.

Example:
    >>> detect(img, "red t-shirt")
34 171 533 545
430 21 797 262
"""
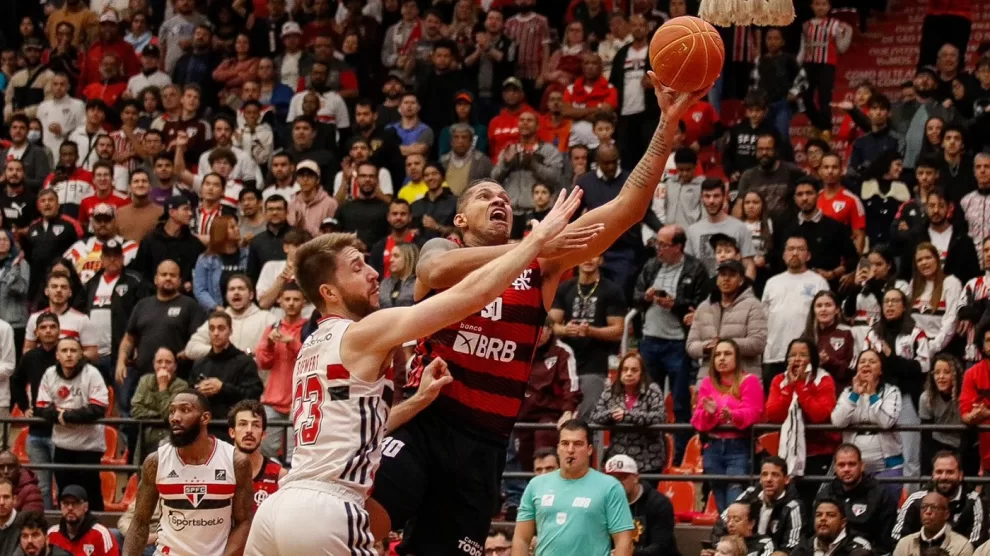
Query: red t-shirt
818 187 866 230
78 191 131 230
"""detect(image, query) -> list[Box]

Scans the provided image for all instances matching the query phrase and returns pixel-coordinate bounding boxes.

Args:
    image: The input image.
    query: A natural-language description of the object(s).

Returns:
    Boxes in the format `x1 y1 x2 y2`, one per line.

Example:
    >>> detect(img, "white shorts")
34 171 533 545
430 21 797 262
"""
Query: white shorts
245 481 376 556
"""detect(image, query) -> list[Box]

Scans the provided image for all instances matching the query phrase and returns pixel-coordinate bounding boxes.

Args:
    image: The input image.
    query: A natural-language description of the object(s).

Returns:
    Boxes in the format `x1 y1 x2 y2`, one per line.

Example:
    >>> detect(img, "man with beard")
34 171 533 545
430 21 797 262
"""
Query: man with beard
464 9 517 123
895 188 980 283
488 78 536 164
116 261 205 414
604 455 677 556
369 199 421 277
80 52 128 109
0 159 39 239
336 162 391 248
711 457 804 553
333 138 394 202
815 443 897 554
284 117 338 187
161 86 211 168
247 195 292 284
354 99 404 184
286 62 351 137
261 154 300 204
132 195 203 286
245 191 584 555
2 39 53 125
44 142 94 220
893 451 985 546
0 115 51 191
375 73 405 127
441 125 495 196
195 117 265 190
123 390 254 556
183 276 276 360
47 485 119 556
226 400 286 511
790 499 873 556
172 26 220 106
78 162 131 232
0 451 44 513
685 179 756 278
18 511 72 556
734 134 806 221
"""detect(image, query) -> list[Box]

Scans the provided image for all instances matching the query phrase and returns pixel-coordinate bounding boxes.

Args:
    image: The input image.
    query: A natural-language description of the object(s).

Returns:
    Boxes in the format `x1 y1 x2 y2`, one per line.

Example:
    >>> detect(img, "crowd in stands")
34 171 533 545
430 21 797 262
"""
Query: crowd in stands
0 0 987 553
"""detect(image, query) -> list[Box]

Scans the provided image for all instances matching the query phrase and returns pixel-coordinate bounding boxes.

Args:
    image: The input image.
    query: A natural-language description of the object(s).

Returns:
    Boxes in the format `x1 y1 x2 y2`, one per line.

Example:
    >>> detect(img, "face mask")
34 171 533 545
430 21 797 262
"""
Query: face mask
27 130 41 143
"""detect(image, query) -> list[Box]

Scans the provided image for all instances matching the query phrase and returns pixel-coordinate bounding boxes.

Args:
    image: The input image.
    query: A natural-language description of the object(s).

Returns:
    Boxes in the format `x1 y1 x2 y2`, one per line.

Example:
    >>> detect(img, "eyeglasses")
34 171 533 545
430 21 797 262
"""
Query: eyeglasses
921 504 947 513
0 464 15 472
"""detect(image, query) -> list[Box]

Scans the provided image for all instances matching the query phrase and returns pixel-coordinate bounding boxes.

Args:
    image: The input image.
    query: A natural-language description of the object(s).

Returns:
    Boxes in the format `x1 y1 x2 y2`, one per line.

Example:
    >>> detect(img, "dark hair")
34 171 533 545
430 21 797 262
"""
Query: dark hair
8 114 30 128
866 245 899 288
355 98 376 111
739 190 772 254
265 194 287 210
16 511 48 533
92 160 114 175
609 353 650 398
208 147 237 167
37 189 59 203
867 93 891 110
559 419 592 442
227 399 267 430
931 449 961 470
226 273 255 295
533 447 558 463
804 290 845 342
835 443 862 461
924 355 964 416
390 198 411 210
671 228 687 247
238 188 261 202
701 178 724 193
743 89 768 109
208 310 233 328
130 168 151 182
59 140 79 154
284 228 313 247
813 497 847 518
785 337 820 375
916 153 942 171
761 456 788 474
272 151 295 164
292 115 316 129
729 499 761 523
942 123 966 142
673 147 698 165
173 388 211 412
805 138 831 154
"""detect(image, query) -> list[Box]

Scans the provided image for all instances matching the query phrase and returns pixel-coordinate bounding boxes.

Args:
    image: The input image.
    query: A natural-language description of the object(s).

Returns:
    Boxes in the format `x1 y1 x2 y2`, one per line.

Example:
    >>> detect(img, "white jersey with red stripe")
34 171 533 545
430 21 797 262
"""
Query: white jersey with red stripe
64 235 138 283
282 316 393 501
155 438 237 556
24 307 98 347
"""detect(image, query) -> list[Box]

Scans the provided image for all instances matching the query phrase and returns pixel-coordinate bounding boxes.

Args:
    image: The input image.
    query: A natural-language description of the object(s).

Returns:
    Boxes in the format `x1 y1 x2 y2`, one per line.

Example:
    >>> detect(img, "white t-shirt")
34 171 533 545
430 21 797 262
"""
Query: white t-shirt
280 51 302 89
256 260 314 320
36 96 86 160
286 91 351 129
262 183 300 204
332 167 394 197
929 226 952 261
4 145 26 160
126 71 173 97
36 363 108 452
762 270 830 362
620 45 648 116
25 308 99 348
89 274 118 356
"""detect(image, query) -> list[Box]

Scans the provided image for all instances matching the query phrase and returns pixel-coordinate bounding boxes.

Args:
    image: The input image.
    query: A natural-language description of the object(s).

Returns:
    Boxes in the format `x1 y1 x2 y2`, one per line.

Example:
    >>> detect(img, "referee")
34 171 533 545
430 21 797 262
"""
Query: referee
512 420 635 556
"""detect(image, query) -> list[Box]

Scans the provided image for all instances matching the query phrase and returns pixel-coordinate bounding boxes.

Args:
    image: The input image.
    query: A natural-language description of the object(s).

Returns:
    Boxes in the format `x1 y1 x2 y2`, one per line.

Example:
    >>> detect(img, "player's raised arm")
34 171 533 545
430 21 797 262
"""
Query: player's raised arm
122 453 159 556
350 188 595 355
223 451 255 556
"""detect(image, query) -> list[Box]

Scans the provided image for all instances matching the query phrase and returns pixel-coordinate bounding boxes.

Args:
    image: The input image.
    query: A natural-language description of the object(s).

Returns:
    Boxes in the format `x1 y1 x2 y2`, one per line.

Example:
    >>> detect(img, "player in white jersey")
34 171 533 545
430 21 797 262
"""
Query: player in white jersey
123 390 255 556
244 188 598 556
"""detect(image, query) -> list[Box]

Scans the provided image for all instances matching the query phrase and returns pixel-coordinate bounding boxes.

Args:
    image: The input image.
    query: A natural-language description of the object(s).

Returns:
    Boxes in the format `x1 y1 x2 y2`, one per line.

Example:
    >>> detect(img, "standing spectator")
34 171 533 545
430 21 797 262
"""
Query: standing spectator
463 10 516 123
692 338 765 511
843 246 910 347
895 187 980 284
212 34 259 105
960 154 990 266
115 170 164 243
380 0 421 73
255 283 306 459
132 195 203 287
415 40 469 136
603 454 677 555
686 259 768 378
66 100 109 172
333 138 394 203
937 125 976 205
919 356 975 474
23 272 97 360
849 94 904 181
80 11 139 90
45 0 98 48
488 78 536 164
170 26 219 102
2 39 53 124
238 189 266 243
910 243 964 355
655 149 704 230
503 0 550 107
247 195 291 285
860 151 912 249
125 45 171 98
35 338 108 512
184 275 275 359
562 54 618 150
0 160 40 239
750 28 805 142
735 134 805 221
789 498 874 556
805 290 857 391
43 142 94 219
765 339 839 506
235 101 275 169
386 94 434 157
192 215 248 312
190 311 263 440
0 115 52 191
589 353 665 477
284 117 338 188
48 485 119 556
512 420 634 556
260 154 299 204
36 73 86 162
286 160 338 237
76 166 130 234
369 200 418 277
817 153 867 253
0 230 30 354
542 22 591 100
687 180 756 277
722 91 784 186
549 255 626 418
256 228 313 316
798 0 853 135
892 492 974 556
379 243 418 309
761 236 829 384
439 125 494 196
492 110 564 213
128 347 189 462
335 162 391 247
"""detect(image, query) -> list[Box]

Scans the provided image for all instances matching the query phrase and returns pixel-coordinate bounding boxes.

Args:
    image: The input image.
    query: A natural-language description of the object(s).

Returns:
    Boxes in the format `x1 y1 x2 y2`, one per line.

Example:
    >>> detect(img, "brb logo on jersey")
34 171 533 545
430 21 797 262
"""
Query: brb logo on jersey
184 485 207 507
453 329 517 362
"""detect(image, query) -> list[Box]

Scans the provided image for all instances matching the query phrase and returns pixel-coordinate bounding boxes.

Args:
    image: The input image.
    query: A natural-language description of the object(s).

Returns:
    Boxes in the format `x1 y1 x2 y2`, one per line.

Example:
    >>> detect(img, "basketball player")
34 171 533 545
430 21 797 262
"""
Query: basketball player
371 76 709 555
226 400 286 511
244 187 589 556
122 390 255 556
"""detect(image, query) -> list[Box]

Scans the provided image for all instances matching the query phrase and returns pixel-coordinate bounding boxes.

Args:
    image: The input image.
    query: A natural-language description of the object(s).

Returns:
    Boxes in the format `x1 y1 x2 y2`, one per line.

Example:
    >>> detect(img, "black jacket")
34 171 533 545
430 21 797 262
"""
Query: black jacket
723 119 792 180
83 269 151 368
190 344 263 423
609 43 658 118
891 219 980 284
712 484 805 552
889 197 969 271
632 254 710 331
10 345 56 436
816 475 898 555
22 216 79 300
893 486 986 547
629 481 678 556
744 535 776 556
133 223 205 285
773 214 860 289
790 531 874 556
246 222 292 283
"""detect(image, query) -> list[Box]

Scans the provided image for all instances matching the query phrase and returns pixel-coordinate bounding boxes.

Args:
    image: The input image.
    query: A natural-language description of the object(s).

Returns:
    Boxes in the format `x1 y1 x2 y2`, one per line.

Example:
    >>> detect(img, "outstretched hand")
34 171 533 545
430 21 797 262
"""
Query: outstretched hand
530 187 598 248
647 71 713 130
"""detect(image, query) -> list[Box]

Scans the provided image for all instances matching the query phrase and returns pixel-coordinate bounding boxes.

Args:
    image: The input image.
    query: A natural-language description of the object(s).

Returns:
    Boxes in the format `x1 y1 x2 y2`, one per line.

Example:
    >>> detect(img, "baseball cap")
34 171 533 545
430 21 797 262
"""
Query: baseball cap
454 91 473 104
142 44 161 58
502 77 523 89
101 239 124 257
707 232 738 250
385 69 406 84
22 37 44 51
35 312 59 329
92 203 116 220
163 195 191 214
282 21 302 36
59 485 88 503
320 217 340 229
296 160 321 178
99 10 119 23
604 454 638 475
717 259 746 275
915 65 938 79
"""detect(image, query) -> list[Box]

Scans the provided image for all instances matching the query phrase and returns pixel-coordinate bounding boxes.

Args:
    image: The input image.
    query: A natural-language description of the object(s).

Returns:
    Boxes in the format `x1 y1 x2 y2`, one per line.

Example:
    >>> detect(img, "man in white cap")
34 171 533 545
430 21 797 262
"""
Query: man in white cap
287 160 337 237
275 21 313 90
81 10 140 89
604 454 679 556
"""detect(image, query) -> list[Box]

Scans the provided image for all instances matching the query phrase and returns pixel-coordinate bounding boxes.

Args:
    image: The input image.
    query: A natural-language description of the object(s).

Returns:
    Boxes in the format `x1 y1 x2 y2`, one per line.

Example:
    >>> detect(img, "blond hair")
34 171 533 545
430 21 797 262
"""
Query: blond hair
293 233 362 312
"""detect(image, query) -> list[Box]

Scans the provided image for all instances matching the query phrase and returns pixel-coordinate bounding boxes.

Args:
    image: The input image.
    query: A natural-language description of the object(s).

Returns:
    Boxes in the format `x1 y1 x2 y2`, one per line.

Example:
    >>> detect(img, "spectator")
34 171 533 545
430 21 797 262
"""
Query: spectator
415 40 469 135
369 200 419 277
843 246 911 347
171 25 219 102
379 242 418 309
36 73 86 162
550 255 626 418
80 51 129 106
492 110 564 213
76 165 131 234
686 180 756 278
238 189 266 243
488 78 536 164
436 91 488 159
66 100 109 172
190 310 263 440
235 101 275 170
789 498 874 556
192 118 265 191
921 356 977 476
723 91 784 186
440 124 494 196
849 93 904 180
3 40 53 124
255 283 305 459
286 160 338 237
125 45 170 99
284 63 350 137
261 154 299 204
711 456 804 553
938 125 976 205
43 142 94 220
81 11 139 90
45 0 98 48
0 160 40 240
212 33 259 105
333 138 394 204
47 485 118 555
0 115 52 192
193 215 248 312
710 535 748 556
132 195 204 288
960 154 990 266
892 492 974 556
896 187 980 285
256 228 312 315
817 153 867 253
687 260 767 378
804 290 857 391
542 21 591 93
861 150 913 248
894 450 984 547
0 230 30 353
750 28 805 142
18 511 72 556
485 529 512 556
115 170 164 243
185 275 275 359
603 454 678 556
562 54 618 150
608 15 654 165
735 134 805 221
0 451 43 514
737 191 774 296
23 272 97 360
386 93 433 157
129 347 189 462
589 353 665 477
655 148 704 230
765 339 839 505
705 500 776 556
691 338 764 511
410 163 457 238
911 243 965 355
35 338 108 512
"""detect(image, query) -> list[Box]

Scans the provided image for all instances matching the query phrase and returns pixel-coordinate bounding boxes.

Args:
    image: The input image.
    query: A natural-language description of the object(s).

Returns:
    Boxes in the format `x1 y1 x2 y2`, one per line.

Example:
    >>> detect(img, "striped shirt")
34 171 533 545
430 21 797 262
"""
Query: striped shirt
504 12 549 80
731 26 760 63
800 18 849 65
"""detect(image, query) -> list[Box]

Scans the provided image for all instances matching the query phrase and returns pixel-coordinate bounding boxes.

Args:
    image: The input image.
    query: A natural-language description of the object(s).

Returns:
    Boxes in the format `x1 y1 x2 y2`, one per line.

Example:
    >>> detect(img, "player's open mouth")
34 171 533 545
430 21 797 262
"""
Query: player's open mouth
489 207 508 222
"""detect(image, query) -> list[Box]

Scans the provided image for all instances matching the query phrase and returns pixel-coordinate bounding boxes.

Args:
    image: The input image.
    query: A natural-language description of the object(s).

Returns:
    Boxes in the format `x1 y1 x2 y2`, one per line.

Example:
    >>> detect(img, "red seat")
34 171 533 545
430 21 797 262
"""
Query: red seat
10 407 22 418
105 473 137 512
669 435 702 475
105 389 115 417
663 434 675 473
101 427 129 465
658 481 697 522
664 393 675 424
100 472 119 510
12 428 28 464
757 432 780 457
691 492 720 526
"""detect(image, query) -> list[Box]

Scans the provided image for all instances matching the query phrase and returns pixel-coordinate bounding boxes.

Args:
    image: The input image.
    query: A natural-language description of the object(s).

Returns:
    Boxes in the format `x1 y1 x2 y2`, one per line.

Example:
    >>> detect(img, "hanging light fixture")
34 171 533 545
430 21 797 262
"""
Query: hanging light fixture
698 0 796 27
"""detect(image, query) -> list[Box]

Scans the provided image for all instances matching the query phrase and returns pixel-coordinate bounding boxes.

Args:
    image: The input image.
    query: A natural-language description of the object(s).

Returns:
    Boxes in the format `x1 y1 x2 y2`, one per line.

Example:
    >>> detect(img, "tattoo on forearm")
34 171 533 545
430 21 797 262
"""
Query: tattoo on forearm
623 118 671 191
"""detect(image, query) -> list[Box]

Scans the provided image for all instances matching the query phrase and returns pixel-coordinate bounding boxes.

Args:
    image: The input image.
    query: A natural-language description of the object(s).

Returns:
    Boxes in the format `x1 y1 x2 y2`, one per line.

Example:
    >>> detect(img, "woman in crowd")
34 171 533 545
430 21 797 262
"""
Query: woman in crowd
446 0 477 58
0 230 30 355
804 290 857 392
765 338 839 505
212 33 260 107
379 242 419 309
860 150 912 248
590 353 666 481
863 287 930 488
831 349 904 500
919 116 945 163
539 21 590 92
691 339 764 511
129 347 188 459
137 86 162 130
910 242 963 355
919 354 976 474
193 215 249 312
843 245 910 347
739 190 772 297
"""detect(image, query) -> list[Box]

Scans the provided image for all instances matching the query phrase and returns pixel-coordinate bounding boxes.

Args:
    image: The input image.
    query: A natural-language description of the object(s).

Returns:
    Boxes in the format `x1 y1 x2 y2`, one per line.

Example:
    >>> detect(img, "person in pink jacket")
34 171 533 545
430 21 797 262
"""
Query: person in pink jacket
691 338 765 511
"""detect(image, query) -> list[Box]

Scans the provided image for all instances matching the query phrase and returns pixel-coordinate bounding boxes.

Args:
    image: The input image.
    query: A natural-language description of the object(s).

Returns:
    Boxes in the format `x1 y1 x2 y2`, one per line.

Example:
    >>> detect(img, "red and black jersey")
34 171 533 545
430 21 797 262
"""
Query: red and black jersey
408 260 547 440
252 456 283 511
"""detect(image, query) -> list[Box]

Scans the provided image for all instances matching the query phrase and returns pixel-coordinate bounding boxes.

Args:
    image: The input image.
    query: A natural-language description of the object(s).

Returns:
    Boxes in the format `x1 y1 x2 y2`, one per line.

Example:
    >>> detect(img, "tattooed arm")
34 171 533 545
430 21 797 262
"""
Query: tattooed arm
122 454 159 556
542 76 711 274
224 451 255 556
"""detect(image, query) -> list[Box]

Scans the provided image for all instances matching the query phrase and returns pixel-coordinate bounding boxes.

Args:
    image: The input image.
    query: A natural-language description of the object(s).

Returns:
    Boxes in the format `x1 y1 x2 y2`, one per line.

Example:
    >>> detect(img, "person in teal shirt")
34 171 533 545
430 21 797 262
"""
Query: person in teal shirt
512 420 635 556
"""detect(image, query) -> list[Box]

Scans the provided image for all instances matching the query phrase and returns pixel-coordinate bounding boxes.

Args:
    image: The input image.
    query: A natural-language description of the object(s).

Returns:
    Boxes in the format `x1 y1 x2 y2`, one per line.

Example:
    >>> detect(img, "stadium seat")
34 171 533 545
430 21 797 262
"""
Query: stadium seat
664 393 675 424
663 434 674 473
105 473 136 512
12 429 28 464
669 435 702 474
106 389 115 417
100 472 118 510
757 432 780 457
118 474 139 510
102 427 129 465
691 493 720 526
657 481 697 522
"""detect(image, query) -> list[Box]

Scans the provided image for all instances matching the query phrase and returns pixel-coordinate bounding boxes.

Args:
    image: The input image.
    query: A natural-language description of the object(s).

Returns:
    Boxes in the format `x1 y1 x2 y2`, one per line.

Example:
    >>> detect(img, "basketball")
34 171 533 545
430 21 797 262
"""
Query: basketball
649 16 725 93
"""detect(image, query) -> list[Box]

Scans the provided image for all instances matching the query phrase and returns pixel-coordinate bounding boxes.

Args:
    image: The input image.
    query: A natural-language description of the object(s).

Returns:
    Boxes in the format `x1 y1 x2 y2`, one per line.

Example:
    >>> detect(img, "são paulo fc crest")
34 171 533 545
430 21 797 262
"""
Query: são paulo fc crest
184 485 207 507
832 201 846 213
830 337 845 351
851 503 867 517
544 356 557 368
83 545 94 556
115 284 128 297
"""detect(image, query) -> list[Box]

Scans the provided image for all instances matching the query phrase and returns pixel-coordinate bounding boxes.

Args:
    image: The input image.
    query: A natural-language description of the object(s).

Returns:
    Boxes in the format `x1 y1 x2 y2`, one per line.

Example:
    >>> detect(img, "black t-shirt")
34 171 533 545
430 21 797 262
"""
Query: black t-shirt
218 251 246 295
126 294 205 376
552 276 627 376
0 187 38 230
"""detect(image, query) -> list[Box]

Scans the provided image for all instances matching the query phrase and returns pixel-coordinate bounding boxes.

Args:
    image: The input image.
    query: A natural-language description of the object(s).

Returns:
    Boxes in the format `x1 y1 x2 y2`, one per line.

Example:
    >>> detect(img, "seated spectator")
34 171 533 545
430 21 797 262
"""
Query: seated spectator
193 216 249 312
765 339 839 506
589 353 665 476
333 139 394 204
603 454 678 555
849 93 904 182
0 230 30 351
543 22 591 92
115 170 165 244
129 347 189 460
379 243 418 309
48 484 119 555
0 451 43 513
190 311 263 441
691 339 764 511
894 451 984 547
185 275 275 360
789 498 874 556
255 284 306 459
706 500 776 556
235 101 275 170
211 33 259 105
890 156 943 267
734 133 804 221
561 53 617 150
711 456 804 553
817 153 867 253
831 350 905 499
892 492 974 556
861 150 912 249
960 154 990 262
804 290 857 392
843 246 910 347
910 243 964 355
19 511 72 556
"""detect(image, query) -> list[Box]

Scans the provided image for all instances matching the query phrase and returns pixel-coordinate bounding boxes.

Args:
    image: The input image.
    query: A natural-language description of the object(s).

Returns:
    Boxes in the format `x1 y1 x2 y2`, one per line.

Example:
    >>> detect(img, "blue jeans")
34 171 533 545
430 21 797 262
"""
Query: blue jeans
503 433 524 507
768 99 793 141
703 437 751 512
26 434 53 510
639 336 693 460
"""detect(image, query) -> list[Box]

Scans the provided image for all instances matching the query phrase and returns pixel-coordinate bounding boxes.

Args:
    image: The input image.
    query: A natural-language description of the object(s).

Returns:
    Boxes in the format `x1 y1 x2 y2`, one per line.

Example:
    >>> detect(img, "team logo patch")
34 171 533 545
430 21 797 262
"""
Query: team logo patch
83 544 94 556
115 285 128 296
556 512 567 525
540 495 555 507
167 307 181 317
52 225 65 236
832 201 846 213
167 470 178 479
544 356 557 368
184 485 206 507
830 337 845 351
57 386 70 399
254 490 270 506
851 503 867 517
215 469 227 481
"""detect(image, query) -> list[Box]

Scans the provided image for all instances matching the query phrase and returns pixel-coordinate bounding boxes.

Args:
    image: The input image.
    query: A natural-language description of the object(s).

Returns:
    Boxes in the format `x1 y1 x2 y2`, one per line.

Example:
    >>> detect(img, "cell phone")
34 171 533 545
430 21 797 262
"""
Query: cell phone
272 319 281 331
700 540 714 550
656 290 669 298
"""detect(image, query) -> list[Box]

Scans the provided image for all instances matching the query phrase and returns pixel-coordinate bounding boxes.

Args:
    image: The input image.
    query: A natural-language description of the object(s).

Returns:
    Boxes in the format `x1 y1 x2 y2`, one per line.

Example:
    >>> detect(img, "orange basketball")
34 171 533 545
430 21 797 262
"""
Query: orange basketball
649 16 725 93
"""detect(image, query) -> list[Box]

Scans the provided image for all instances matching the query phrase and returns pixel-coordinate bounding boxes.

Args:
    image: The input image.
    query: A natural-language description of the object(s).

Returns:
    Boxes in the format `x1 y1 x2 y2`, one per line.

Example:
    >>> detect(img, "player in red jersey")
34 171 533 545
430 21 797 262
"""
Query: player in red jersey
227 400 286 512
371 74 707 555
